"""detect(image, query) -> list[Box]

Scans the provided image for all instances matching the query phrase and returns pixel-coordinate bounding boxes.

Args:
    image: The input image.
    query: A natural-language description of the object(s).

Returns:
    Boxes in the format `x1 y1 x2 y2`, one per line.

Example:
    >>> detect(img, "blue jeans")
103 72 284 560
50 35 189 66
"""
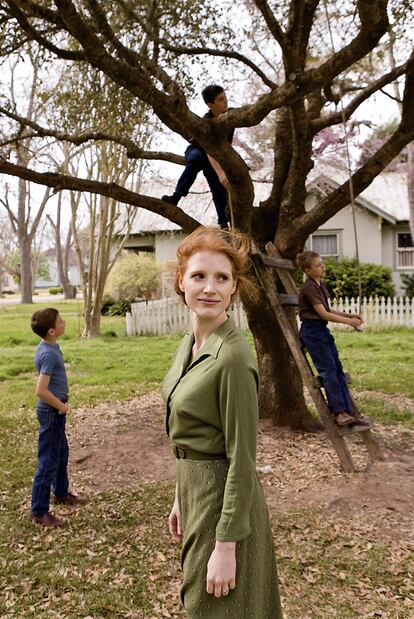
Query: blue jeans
31 407 69 516
175 145 228 225
299 320 353 415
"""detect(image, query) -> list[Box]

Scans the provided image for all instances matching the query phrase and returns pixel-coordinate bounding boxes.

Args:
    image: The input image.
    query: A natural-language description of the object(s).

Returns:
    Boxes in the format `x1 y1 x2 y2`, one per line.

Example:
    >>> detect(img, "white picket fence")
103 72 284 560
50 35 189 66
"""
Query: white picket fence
126 298 248 336
126 296 414 336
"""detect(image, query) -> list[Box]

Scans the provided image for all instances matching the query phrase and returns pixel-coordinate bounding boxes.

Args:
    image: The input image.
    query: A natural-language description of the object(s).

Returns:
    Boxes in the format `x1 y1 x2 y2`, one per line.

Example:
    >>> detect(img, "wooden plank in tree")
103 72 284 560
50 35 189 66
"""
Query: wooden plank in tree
279 294 299 306
265 242 299 295
260 255 296 271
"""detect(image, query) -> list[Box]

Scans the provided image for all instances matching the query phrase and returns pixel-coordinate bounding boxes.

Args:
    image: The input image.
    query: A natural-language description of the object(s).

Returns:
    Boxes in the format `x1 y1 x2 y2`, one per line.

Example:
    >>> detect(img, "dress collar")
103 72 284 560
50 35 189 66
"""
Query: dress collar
186 316 236 366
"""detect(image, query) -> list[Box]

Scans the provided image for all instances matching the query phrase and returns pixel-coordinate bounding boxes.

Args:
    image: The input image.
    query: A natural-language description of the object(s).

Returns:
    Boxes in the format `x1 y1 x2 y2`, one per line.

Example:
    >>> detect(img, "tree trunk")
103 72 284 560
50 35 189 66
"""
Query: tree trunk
244 298 321 431
82 309 101 338
20 236 33 304
407 142 414 241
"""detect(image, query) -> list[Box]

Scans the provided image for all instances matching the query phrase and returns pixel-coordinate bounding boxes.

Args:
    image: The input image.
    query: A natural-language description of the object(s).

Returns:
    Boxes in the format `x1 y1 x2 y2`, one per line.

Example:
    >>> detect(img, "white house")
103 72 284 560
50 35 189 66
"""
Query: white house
122 165 413 294
0 271 17 294
35 248 81 289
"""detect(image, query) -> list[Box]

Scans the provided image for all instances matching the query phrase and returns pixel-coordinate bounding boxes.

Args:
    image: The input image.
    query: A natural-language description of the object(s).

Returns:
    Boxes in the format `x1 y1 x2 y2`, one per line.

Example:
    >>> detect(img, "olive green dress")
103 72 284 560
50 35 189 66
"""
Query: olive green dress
162 317 283 618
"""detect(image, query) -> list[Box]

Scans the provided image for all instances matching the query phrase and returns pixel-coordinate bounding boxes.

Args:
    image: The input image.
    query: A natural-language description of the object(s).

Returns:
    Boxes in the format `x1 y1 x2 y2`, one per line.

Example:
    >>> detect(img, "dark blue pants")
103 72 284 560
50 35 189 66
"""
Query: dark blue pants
175 145 228 225
299 320 353 415
31 407 69 516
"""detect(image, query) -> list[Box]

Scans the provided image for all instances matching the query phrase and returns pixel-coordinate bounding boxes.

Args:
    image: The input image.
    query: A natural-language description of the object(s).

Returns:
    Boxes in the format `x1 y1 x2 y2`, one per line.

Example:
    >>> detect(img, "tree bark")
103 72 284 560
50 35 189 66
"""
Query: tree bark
244 295 320 430
48 194 75 299
407 142 414 241
20 234 33 303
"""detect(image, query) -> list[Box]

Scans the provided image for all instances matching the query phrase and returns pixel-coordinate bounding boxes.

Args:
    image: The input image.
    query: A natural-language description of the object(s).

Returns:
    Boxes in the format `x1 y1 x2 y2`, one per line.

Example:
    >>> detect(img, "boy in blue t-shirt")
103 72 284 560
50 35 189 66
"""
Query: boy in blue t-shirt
30 308 85 527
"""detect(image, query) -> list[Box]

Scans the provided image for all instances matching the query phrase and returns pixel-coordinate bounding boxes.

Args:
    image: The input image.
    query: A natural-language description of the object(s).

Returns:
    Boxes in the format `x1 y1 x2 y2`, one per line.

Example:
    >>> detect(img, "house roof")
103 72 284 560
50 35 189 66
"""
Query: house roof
128 164 409 235
128 179 223 234
307 164 408 223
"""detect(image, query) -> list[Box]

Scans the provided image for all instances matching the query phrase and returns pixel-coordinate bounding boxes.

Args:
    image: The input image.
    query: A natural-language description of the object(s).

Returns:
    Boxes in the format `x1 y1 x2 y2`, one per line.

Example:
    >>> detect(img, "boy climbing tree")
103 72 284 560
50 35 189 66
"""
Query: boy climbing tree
161 85 233 228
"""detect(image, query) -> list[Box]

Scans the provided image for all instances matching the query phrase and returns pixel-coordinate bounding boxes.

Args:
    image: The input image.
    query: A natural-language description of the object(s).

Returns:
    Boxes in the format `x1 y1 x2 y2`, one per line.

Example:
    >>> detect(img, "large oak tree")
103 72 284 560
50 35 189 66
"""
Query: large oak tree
0 0 413 428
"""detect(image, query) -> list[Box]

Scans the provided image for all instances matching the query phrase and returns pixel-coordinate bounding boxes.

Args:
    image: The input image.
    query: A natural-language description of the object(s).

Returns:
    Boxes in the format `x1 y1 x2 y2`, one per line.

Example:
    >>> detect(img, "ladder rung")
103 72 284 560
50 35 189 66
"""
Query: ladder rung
261 255 296 271
337 421 374 435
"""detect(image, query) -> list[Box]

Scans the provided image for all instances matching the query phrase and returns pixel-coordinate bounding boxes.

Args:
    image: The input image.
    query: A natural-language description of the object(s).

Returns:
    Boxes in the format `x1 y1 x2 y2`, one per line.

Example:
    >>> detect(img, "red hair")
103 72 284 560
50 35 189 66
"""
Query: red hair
174 226 257 302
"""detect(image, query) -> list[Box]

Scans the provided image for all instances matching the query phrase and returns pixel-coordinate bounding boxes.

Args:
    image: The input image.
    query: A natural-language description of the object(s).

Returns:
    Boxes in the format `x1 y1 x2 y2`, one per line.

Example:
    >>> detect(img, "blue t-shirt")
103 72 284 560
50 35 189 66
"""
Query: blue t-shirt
34 340 69 405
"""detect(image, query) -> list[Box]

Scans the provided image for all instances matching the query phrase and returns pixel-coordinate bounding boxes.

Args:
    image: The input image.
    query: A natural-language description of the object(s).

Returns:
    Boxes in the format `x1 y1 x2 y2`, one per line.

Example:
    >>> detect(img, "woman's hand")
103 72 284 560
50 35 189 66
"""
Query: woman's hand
168 496 183 543
206 541 236 598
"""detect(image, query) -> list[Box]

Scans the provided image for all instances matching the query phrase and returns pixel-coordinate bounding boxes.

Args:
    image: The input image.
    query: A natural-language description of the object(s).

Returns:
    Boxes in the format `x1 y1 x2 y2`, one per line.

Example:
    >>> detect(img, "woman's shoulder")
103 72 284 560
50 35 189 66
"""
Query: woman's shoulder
220 327 256 364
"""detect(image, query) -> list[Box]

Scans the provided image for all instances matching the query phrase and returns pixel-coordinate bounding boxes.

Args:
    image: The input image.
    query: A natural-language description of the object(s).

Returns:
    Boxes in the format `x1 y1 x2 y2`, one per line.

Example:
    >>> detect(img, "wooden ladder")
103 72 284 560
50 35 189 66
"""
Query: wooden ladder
251 241 383 473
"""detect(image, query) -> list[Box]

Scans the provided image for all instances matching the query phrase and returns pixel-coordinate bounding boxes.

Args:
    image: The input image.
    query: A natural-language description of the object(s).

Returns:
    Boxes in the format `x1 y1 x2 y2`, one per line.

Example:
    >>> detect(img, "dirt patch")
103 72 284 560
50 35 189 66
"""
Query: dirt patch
67 391 414 543
68 392 176 490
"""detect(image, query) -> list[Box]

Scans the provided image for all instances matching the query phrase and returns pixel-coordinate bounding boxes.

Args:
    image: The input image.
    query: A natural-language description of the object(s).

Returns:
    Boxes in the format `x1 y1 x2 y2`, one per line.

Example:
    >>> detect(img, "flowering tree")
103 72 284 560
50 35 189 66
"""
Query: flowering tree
0 0 413 427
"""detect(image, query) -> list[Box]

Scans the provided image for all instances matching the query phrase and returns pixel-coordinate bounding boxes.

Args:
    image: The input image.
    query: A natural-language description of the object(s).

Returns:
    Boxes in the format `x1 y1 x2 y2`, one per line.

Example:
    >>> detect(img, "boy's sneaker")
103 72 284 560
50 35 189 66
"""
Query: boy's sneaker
350 411 371 426
53 492 87 506
335 412 355 426
161 193 180 205
31 512 65 527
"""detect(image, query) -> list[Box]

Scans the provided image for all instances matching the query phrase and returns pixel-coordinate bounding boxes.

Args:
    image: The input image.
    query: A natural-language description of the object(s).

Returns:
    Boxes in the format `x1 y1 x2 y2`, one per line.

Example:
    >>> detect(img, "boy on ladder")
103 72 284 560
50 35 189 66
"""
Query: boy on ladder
297 250 370 428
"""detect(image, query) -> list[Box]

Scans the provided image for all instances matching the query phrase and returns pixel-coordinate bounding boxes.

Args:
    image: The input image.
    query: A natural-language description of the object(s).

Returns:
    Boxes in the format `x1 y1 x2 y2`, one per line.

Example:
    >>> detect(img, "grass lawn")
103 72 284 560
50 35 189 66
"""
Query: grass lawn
0 302 413 617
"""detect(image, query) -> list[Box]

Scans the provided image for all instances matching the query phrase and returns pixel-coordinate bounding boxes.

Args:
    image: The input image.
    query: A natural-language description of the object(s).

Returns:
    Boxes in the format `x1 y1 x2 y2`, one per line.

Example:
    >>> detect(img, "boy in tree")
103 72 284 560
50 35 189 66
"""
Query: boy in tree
30 308 85 527
297 251 370 427
162 84 233 227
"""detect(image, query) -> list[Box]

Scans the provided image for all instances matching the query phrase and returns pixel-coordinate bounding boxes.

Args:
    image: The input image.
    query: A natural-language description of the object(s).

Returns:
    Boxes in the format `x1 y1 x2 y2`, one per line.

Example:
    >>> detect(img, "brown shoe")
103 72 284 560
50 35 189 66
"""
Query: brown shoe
335 412 355 427
350 411 371 426
31 512 65 527
53 492 87 506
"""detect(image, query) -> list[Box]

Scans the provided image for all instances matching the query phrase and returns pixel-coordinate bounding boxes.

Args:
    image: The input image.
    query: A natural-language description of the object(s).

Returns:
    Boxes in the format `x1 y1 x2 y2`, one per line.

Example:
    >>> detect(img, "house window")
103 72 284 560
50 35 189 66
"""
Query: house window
396 232 414 269
310 233 339 259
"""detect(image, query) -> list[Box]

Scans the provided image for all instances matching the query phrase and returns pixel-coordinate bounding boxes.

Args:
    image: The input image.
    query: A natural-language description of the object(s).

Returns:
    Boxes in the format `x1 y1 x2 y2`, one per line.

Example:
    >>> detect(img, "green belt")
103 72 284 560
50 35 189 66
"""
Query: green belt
173 445 227 461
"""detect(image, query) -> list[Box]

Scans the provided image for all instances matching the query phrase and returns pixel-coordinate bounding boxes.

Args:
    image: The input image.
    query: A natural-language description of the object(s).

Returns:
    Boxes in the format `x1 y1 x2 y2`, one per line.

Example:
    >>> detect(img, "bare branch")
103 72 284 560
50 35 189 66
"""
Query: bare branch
296 126 414 238
5 0 85 60
252 0 288 52
0 106 186 165
0 156 200 232
312 63 407 133
153 39 276 90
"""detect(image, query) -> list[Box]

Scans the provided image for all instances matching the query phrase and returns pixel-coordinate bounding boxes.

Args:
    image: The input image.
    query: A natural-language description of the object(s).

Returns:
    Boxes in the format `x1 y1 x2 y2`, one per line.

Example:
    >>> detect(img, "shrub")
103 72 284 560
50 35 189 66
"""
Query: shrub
104 252 161 302
400 273 414 299
101 300 132 316
323 258 395 299
48 287 63 295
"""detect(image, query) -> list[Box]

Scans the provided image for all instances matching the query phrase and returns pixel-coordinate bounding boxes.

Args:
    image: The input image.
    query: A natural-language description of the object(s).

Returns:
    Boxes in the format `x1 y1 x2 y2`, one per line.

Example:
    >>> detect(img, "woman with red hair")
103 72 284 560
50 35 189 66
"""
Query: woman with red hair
162 226 283 617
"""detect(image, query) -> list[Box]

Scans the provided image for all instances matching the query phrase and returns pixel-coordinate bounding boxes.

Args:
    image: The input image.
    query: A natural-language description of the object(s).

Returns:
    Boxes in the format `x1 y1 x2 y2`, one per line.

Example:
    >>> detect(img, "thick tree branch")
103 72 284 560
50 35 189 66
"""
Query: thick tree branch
295 127 414 239
83 0 180 95
252 0 288 52
0 105 185 165
286 0 320 70
3 0 391 144
311 62 407 132
299 1 389 92
0 157 200 232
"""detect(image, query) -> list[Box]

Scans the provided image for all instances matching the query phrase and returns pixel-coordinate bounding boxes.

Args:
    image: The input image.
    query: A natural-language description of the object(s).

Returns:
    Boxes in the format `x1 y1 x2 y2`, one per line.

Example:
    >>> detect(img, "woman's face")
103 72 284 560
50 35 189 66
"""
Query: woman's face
179 250 237 323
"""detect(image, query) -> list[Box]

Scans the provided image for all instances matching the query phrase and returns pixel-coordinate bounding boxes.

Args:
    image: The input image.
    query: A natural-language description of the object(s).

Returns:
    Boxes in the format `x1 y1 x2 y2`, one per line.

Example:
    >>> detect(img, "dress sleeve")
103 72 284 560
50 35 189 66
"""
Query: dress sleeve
215 345 259 542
